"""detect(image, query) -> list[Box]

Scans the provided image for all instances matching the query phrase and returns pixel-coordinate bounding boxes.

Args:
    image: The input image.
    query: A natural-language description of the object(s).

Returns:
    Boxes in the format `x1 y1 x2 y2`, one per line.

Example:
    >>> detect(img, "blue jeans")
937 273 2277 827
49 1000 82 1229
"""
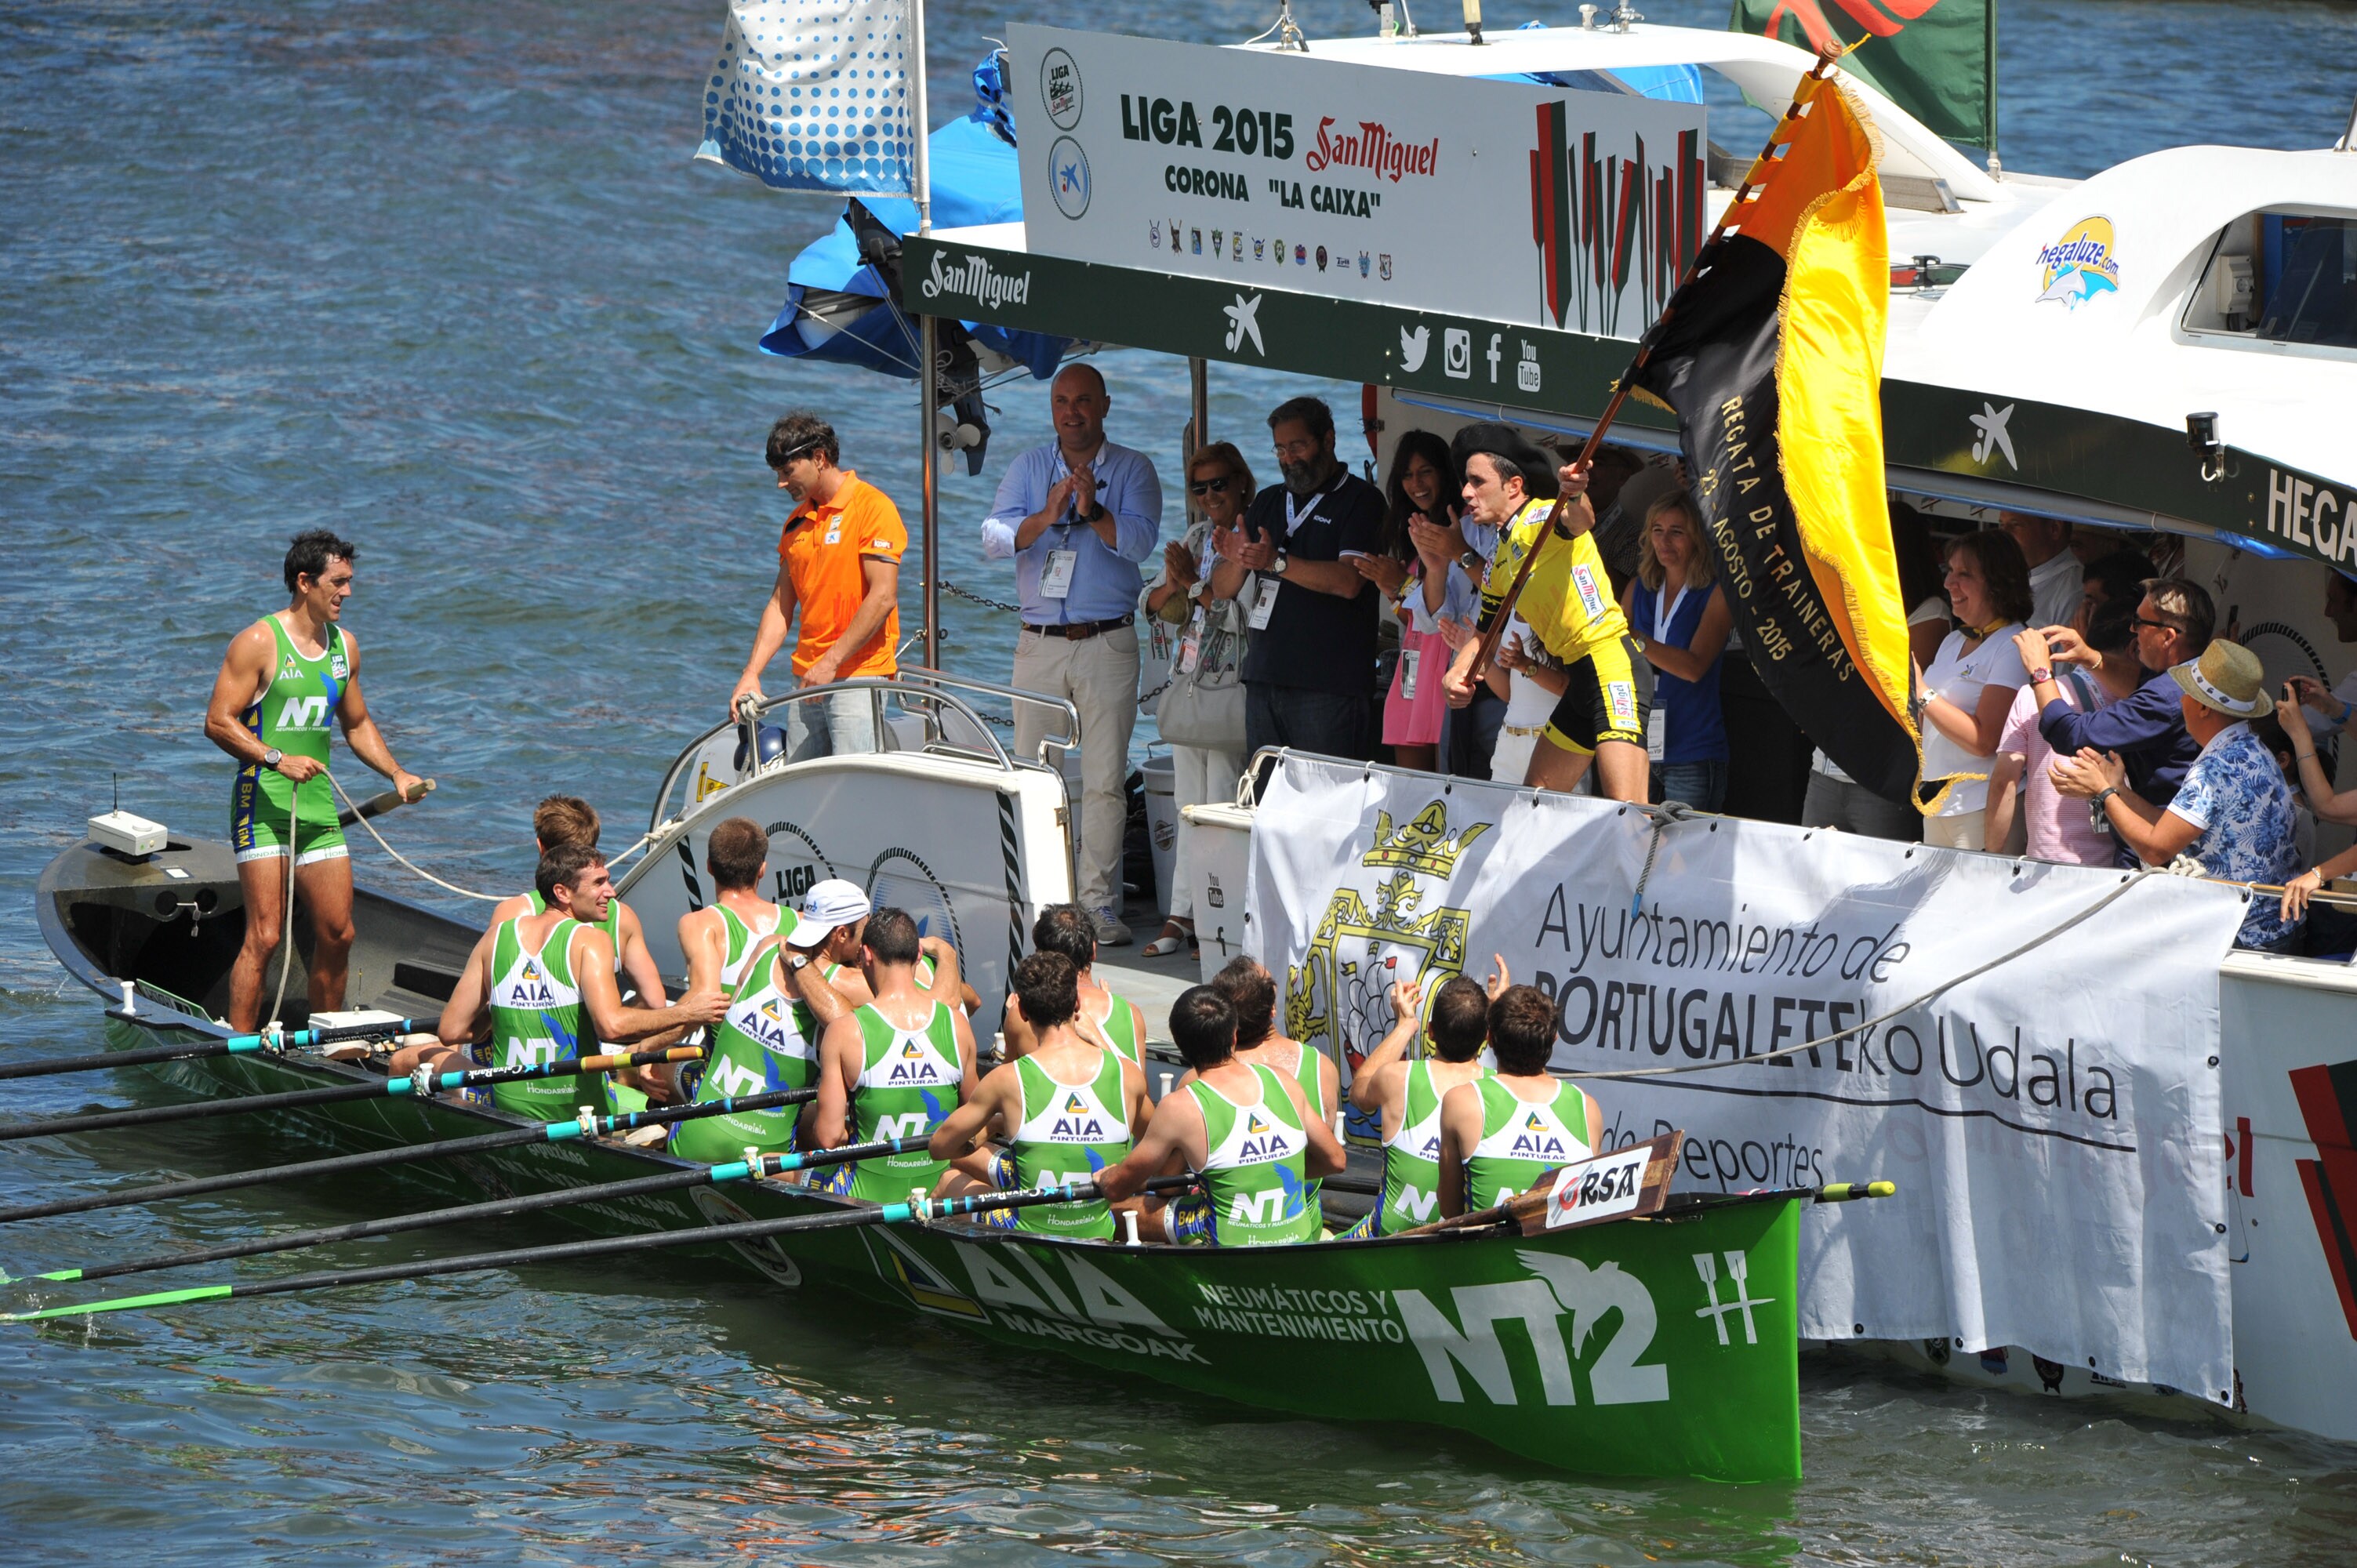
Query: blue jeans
1653 758 1727 812
1246 683 1371 763
785 685 880 762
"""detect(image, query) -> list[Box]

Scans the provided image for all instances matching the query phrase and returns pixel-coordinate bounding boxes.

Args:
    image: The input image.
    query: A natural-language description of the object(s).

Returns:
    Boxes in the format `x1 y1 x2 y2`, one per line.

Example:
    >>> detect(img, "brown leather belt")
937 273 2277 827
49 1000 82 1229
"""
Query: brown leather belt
1021 614 1135 641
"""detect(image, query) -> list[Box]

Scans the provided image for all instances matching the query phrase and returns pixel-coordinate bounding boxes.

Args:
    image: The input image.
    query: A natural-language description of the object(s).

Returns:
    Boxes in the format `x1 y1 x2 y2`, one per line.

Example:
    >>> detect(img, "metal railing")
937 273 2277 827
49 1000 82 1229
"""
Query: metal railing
645 673 1084 837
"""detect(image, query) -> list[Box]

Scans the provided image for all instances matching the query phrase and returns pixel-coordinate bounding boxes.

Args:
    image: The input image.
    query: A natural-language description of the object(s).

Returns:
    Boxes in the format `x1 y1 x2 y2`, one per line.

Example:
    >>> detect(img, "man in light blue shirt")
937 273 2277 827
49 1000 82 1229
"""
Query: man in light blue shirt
981 363 1163 942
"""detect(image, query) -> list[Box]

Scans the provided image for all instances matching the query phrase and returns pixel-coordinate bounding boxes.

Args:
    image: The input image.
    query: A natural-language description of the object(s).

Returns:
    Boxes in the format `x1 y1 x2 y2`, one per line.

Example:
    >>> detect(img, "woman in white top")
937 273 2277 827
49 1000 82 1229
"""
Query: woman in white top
1139 442 1255 958
1916 528 2036 851
1803 501 1951 840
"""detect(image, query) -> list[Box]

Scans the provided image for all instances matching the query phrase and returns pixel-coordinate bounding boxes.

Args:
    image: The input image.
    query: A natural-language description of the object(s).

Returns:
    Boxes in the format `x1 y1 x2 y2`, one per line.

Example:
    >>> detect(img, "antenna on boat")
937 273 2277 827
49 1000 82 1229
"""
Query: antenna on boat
2337 87 2357 152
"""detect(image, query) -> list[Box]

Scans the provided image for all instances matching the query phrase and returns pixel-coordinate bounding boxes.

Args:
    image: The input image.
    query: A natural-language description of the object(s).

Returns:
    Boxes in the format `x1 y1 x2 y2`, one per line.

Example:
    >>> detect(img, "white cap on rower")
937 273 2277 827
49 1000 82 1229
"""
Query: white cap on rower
786 878 872 948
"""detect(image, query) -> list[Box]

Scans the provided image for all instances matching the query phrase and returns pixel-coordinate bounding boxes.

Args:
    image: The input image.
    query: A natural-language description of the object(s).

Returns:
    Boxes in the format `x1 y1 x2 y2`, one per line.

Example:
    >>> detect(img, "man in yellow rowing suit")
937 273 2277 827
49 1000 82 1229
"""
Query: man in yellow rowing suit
1441 439 1648 800
204 529 427 1031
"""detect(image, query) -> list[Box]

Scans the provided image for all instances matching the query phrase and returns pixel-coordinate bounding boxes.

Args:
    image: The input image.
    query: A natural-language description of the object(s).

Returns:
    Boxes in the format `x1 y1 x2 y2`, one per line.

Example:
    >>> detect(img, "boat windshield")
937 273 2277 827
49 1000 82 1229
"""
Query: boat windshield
2256 216 2357 349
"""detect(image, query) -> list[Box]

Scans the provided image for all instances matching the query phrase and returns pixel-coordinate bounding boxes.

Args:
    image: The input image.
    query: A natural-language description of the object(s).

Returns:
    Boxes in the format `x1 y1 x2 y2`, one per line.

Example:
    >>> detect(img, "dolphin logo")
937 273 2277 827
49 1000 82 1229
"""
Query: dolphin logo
1399 324 1430 372
1222 292 1266 356
2036 267 2118 307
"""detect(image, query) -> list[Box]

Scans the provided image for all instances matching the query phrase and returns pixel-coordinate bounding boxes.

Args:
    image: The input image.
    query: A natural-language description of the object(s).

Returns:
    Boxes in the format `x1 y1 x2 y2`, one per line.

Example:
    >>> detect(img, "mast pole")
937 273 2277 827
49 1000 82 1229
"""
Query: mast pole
910 0 939 670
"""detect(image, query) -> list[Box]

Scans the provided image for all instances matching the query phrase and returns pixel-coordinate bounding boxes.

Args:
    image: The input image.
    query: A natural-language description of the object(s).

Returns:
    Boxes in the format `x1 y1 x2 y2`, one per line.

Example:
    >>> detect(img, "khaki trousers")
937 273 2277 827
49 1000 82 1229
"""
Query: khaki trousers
1014 624 1139 913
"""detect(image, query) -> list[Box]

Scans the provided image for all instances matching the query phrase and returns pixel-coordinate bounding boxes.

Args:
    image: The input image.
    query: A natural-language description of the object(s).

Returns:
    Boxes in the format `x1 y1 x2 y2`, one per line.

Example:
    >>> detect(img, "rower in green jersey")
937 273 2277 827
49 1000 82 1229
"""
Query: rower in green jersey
204 529 426 1032
1439 984 1603 1218
1003 905 1148 1069
1101 985 1346 1245
1211 957 1339 1225
930 950 1153 1239
400 844 725 1121
1334 967 1500 1239
674 817 787 996
812 906 981 1205
668 876 869 1164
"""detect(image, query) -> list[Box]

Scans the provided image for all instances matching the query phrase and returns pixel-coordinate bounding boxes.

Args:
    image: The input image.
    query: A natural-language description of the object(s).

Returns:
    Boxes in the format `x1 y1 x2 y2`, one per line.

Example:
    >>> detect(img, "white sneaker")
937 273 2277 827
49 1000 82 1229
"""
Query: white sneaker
1092 906 1133 946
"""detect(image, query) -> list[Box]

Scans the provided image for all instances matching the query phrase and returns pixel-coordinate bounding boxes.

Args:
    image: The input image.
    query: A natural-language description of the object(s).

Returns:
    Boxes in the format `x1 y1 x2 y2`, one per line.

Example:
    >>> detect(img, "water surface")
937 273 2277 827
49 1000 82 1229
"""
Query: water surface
5 1 2357 1560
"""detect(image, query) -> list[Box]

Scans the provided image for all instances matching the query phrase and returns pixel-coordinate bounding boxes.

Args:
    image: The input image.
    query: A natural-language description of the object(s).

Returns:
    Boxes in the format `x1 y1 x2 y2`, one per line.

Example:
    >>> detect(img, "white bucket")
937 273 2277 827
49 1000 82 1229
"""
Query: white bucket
1142 752 1178 915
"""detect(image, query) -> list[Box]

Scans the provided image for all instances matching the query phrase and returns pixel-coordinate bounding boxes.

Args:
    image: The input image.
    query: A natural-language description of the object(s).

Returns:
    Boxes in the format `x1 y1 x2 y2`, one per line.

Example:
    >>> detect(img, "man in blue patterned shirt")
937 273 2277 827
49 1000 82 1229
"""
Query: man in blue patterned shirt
2051 639 2301 950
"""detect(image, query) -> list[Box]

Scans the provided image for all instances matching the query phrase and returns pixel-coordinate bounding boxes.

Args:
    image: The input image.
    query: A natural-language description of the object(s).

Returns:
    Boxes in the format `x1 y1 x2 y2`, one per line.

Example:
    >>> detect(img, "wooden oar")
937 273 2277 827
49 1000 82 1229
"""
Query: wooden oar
0 1042 709 1142
0 1015 427 1083
0 1087 817 1227
16 1134 932 1286
335 779 434 827
3 1174 1202 1322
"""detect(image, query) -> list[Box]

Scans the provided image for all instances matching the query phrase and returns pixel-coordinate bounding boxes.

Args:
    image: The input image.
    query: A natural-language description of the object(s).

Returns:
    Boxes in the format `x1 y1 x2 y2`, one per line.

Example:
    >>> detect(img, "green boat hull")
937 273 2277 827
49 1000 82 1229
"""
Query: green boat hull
697 1180 1805 1483
42 837 1803 1481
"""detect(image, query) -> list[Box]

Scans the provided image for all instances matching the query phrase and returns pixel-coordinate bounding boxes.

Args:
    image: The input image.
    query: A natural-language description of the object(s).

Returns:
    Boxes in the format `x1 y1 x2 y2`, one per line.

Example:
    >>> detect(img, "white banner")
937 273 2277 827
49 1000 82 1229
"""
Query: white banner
1247 755 2246 1401
697 0 915 195
1008 24 1709 339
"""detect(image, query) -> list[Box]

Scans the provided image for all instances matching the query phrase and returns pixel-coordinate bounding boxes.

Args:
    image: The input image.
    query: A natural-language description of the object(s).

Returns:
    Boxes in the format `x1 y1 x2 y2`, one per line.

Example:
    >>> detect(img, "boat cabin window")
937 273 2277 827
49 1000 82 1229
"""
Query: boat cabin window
2186 212 2357 350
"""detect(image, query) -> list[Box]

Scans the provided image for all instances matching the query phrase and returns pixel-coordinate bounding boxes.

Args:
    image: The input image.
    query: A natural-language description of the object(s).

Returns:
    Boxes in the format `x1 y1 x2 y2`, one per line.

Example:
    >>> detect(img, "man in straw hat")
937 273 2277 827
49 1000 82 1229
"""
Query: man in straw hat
2051 638 2302 950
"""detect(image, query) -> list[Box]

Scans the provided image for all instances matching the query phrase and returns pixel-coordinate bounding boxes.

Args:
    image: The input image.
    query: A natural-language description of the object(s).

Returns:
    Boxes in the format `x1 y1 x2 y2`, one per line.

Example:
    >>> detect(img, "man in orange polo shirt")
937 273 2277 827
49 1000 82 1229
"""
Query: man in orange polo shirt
731 412 906 757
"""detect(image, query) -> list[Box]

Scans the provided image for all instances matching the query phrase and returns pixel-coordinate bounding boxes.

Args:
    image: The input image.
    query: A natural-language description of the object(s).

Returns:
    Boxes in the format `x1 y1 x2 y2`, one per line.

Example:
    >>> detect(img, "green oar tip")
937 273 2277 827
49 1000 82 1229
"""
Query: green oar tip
8 1283 234 1322
34 1269 83 1283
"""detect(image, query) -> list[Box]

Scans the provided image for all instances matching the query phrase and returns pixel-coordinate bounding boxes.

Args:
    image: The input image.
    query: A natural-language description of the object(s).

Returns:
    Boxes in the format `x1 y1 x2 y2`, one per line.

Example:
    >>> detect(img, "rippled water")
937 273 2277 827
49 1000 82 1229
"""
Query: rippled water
6 0 2357 1560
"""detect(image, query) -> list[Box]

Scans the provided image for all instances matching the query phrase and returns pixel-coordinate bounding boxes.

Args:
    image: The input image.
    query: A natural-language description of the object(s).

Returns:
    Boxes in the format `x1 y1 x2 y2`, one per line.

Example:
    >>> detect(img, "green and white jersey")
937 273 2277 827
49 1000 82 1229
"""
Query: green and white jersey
1008 1050 1132 1239
844 1000 963 1204
1188 1063 1318 1246
713 903 787 989
1087 989 1146 1069
1465 1076 1592 1213
228 618 346 854
1376 1060 1491 1235
1251 1039 1335 1221
486 916 597 1122
669 941 816 1164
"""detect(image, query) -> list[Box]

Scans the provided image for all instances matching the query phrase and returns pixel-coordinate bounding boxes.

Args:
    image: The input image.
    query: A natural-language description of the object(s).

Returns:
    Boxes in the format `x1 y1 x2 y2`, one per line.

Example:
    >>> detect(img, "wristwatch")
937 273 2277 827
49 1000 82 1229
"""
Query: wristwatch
1084 503 1108 524
1457 549 1483 573
2028 666 2053 683
786 952 812 972
2091 786 2119 811
1630 633 1650 656
260 747 283 771
1271 550 1291 577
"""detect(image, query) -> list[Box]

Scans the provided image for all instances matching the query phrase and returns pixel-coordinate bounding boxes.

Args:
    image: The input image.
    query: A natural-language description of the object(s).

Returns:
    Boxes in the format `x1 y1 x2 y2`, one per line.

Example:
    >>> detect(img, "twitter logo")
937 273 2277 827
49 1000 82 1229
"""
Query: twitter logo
1399 324 1429 372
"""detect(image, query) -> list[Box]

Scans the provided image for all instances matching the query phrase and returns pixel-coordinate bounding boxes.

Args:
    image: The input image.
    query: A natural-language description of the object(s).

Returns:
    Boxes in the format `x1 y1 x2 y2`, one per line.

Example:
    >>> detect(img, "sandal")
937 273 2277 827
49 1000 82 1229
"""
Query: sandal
1141 923 1193 958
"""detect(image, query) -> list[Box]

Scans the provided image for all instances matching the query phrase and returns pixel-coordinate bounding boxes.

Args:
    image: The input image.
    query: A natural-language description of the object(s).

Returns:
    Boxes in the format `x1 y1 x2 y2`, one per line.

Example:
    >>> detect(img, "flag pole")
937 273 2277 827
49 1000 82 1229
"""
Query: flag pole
910 0 940 670
1466 42 1846 685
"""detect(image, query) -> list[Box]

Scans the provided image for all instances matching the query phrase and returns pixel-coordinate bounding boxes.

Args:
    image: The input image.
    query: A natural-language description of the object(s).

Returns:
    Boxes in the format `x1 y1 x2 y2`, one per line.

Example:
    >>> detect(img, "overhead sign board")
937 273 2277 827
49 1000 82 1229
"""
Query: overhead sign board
1008 24 1710 340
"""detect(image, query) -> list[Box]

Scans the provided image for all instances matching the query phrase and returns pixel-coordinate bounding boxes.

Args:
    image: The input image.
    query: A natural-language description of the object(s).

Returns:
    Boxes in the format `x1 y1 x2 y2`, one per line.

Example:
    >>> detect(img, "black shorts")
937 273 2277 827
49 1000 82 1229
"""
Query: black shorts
1542 635 1648 756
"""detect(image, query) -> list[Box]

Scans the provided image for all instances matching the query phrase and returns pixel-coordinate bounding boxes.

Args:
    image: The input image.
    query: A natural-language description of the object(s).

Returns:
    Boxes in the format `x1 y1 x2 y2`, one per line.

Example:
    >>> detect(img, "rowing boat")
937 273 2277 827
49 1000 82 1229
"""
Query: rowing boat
29 741 1807 1483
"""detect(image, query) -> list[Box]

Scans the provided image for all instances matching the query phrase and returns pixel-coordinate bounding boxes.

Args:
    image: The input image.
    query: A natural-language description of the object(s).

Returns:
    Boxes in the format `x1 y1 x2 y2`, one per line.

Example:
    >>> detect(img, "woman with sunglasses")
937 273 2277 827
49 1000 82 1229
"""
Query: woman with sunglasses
1139 443 1256 959
1357 431 1462 772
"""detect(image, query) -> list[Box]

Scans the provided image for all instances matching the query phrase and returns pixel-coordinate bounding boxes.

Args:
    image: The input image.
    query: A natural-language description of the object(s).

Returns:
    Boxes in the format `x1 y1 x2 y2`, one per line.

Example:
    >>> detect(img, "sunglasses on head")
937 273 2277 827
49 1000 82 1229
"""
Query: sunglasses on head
1189 475 1234 496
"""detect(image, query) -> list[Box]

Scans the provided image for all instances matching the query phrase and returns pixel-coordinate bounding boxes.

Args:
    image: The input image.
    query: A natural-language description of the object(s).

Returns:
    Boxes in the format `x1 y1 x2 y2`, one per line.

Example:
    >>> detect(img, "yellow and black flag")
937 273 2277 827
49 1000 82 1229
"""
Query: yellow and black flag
1629 74 1919 803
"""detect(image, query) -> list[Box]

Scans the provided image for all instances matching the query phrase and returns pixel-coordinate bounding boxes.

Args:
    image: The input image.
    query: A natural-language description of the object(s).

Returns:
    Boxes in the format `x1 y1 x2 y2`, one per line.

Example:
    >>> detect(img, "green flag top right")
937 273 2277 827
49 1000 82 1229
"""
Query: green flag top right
1730 0 1996 153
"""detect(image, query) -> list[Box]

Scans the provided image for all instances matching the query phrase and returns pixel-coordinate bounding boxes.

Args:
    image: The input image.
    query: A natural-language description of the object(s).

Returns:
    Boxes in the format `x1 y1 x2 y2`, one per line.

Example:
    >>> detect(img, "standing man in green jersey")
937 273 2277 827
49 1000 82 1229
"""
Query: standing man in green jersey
677 816 786 996
412 845 725 1120
1001 903 1148 1068
812 906 981 1204
1100 986 1346 1245
928 950 1153 1238
205 530 427 1032
1437 984 1602 1218
1336 970 1499 1238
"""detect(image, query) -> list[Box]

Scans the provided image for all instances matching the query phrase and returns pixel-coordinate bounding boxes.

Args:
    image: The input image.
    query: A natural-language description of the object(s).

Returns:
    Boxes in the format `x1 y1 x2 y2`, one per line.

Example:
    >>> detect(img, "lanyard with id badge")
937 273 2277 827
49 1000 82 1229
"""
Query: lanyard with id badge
1645 583 1688 762
1250 487 1324 630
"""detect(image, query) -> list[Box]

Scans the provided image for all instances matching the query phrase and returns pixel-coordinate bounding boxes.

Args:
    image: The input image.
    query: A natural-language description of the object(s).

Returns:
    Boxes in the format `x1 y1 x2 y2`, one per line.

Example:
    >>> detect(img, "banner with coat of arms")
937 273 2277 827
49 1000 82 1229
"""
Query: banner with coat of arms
1247 753 2246 1400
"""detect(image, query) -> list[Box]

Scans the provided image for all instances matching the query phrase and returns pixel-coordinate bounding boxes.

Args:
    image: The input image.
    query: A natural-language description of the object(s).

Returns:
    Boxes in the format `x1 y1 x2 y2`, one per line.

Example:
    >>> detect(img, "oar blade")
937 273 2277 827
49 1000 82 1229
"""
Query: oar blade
7 1283 234 1322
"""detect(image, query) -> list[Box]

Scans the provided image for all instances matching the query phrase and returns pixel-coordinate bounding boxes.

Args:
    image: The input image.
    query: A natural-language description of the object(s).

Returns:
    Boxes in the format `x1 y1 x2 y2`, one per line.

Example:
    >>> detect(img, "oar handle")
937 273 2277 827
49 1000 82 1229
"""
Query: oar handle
335 779 435 827
1815 1179 1896 1202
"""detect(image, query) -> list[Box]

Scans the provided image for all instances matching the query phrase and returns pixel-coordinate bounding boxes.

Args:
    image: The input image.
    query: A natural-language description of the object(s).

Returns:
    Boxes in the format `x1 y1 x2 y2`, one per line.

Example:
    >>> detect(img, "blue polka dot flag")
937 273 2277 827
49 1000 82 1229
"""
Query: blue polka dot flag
695 0 915 195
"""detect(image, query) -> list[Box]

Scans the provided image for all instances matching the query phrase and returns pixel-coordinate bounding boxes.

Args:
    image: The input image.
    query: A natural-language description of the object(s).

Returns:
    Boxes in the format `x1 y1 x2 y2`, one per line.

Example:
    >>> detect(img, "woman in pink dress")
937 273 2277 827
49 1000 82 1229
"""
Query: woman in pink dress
1356 431 1462 771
